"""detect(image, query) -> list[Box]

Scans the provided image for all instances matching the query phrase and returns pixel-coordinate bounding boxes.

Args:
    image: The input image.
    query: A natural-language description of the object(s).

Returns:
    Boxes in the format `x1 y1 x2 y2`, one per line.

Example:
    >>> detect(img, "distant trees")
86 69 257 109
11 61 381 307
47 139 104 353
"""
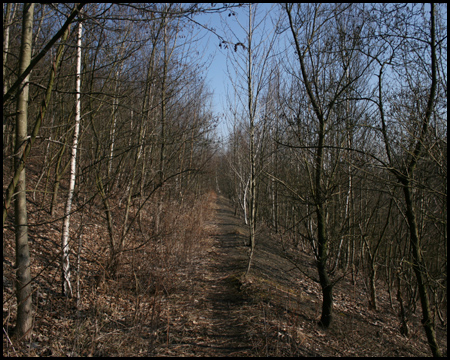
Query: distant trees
282 3 374 329
222 3 280 275
3 3 227 342
2 3 446 356
367 4 442 356
221 3 446 356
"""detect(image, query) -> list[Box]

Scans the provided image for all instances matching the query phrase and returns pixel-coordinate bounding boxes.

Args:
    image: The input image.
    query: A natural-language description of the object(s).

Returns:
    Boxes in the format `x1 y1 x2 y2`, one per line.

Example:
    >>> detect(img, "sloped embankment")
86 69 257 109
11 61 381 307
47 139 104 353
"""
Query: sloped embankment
153 194 445 356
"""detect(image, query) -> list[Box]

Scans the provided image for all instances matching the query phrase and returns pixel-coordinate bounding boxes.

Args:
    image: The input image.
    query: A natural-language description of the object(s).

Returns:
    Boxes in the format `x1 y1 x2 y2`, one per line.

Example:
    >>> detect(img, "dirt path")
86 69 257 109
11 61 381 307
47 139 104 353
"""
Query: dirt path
152 194 444 357
191 195 253 356
153 195 255 356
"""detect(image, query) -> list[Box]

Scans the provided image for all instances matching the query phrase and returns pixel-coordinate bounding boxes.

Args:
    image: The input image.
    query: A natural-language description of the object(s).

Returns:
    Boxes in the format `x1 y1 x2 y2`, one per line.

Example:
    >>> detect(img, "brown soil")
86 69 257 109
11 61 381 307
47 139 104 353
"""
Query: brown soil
152 195 447 356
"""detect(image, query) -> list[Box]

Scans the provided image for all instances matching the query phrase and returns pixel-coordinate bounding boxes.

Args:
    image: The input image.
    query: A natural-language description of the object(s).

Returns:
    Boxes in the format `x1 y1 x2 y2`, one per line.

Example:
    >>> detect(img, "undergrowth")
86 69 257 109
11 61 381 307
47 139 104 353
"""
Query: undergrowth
3 186 217 356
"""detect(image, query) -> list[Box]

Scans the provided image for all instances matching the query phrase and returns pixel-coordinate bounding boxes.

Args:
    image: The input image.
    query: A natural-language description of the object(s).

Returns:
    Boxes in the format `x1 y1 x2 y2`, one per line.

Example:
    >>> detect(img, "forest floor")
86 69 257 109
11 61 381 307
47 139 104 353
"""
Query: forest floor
151 194 447 357
3 185 447 356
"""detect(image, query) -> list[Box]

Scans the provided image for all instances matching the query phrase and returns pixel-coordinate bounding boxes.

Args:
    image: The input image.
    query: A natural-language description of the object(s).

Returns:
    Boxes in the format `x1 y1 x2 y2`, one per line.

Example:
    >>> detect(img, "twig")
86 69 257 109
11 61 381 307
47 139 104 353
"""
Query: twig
3 327 17 356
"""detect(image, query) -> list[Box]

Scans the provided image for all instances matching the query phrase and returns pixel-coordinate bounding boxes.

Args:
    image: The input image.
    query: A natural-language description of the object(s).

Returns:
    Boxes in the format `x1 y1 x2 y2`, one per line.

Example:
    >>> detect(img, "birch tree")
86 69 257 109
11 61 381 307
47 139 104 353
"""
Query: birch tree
61 19 82 297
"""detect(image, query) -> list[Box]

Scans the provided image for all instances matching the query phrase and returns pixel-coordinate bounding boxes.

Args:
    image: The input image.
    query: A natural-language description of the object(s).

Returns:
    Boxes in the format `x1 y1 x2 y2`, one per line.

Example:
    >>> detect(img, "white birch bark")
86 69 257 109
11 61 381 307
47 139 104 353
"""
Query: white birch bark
61 20 82 297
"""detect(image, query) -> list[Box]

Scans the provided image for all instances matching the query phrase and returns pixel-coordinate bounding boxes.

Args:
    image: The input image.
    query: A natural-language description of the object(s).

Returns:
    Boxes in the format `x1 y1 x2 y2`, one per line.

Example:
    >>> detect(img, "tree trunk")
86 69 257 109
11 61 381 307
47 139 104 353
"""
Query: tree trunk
317 204 333 328
61 20 82 297
14 2 34 340
393 5 440 356
245 4 257 276
285 4 335 327
402 180 441 357
3 3 15 152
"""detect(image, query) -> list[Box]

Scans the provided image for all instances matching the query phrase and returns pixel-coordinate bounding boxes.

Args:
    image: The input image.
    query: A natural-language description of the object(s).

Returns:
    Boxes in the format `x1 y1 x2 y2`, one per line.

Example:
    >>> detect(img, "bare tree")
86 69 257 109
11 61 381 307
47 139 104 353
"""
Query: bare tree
3 5 72 226
224 4 280 275
60 19 83 298
283 3 373 328
14 3 34 340
3 3 17 151
370 4 442 356
3 3 84 106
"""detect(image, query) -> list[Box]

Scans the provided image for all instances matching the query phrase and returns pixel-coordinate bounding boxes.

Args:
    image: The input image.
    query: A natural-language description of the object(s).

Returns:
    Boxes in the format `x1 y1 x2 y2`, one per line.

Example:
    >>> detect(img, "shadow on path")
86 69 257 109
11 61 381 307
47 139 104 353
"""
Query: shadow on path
196 195 253 356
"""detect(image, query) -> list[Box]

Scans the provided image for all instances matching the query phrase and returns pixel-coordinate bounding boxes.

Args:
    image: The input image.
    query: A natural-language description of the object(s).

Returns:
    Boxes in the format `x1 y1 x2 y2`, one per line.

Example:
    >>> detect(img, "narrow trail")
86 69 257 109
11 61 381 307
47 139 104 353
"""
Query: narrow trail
155 194 255 356
197 195 253 356
155 194 442 357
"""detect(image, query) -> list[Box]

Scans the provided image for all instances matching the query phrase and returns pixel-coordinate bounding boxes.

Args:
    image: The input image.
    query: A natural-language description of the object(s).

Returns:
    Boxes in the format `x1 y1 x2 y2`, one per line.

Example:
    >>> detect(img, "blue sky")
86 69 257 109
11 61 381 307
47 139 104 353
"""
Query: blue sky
192 9 244 139
191 4 282 140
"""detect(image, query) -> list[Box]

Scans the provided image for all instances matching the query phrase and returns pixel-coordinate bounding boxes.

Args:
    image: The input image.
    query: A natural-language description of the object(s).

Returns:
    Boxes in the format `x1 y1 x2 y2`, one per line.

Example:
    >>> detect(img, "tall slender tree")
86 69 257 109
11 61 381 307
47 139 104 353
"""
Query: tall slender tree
373 4 441 356
224 4 280 275
283 3 372 328
61 19 82 297
14 2 34 339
